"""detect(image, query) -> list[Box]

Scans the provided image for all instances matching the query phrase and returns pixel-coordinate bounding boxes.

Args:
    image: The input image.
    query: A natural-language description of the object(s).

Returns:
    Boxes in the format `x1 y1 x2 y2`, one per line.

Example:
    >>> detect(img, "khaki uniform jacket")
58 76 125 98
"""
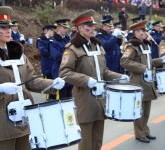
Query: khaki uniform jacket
59 33 121 123
0 41 53 141
120 38 162 101
159 39 165 68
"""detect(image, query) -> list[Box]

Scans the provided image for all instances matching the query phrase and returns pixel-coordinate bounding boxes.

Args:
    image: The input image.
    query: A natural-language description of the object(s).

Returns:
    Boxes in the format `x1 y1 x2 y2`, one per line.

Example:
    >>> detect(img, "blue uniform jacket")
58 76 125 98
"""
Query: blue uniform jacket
49 33 70 78
11 31 25 44
150 30 162 59
37 35 53 78
96 30 123 73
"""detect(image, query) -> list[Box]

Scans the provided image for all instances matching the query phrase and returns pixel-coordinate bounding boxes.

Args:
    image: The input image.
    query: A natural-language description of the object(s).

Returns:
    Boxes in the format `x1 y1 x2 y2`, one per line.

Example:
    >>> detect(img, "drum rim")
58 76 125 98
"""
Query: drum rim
31 139 81 150
106 83 143 92
106 116 141 122
156 68 165 72
24 98 73 110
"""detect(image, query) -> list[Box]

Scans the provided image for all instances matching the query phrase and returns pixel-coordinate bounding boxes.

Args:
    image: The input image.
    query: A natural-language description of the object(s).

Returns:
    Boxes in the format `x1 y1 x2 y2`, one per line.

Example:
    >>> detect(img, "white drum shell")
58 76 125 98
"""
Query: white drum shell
105 84 142 121
156 69 165 93
24 99 81 149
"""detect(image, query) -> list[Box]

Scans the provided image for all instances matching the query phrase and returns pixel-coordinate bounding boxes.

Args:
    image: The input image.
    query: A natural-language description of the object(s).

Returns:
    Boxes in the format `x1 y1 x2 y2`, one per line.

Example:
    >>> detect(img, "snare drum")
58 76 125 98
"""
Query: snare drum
105 84 143 121
156 68 165 93
24 99 81 149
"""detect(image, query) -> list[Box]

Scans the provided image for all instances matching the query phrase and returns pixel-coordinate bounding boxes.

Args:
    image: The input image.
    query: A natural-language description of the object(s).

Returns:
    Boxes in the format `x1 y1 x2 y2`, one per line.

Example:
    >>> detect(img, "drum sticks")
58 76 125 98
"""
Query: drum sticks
41 76 66 94
17 75 43 86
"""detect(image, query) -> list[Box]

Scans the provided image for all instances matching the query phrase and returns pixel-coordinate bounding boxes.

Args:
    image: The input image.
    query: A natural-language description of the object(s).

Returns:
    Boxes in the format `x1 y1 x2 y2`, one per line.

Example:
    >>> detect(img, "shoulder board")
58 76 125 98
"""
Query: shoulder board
65 43 72 49
126 43 139 53
49 39 53 42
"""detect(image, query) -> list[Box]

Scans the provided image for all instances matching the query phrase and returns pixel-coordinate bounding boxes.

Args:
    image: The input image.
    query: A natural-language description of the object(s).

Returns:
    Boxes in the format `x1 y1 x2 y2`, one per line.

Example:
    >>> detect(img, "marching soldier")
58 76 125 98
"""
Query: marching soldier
0 6 65 150
159 25 165 67
150 20 162 59
49 18 72 100
120 21 165 143
59 9 129 150
37 25 56 79
96 16 114 70
11 20 26 44
37 25 56 99
96 16 123 73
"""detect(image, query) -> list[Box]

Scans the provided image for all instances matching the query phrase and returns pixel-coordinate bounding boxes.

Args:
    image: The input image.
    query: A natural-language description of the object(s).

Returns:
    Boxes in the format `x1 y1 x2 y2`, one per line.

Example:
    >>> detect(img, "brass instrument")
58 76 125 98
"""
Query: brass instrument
120 30 129 54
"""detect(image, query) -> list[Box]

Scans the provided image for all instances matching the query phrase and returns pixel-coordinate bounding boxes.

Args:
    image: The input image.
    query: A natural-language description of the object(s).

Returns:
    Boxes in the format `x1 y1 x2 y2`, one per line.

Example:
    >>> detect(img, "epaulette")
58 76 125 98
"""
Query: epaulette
125 43 132 47
97 32 103 35
65 43 72 49
49 39 53 42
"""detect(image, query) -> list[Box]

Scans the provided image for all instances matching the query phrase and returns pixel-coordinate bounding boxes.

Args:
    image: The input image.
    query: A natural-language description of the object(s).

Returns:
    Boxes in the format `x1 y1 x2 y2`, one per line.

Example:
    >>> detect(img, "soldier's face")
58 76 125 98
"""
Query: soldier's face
11 25 18 31
134 29 146 40
154 25 161 31
57 26 68 36
79 24 96 39
45 29 54 38
102 25 113 33
0 26 12 43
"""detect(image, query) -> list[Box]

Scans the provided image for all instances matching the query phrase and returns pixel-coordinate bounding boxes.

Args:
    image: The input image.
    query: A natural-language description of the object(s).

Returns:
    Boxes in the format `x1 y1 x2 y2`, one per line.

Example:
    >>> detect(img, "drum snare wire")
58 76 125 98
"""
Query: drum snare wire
38 104 48 149
59 101 69 143
133 92 136 119
107 92 110 114
119 92 122 119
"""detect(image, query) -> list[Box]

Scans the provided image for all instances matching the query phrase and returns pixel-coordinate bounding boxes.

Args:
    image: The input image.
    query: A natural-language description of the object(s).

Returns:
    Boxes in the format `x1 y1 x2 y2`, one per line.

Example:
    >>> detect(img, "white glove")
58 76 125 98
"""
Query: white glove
87 77 97 88
20 36 25 41
52 77 65 90
112 28 122 37
119 74 130 83
161 55 165 63
0 82 20 95
91 82 105 96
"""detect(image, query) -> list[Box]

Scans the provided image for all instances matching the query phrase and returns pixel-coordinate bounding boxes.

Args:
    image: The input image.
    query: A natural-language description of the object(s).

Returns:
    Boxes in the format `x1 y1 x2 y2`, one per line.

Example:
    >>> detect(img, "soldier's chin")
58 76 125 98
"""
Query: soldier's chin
90 32 95 37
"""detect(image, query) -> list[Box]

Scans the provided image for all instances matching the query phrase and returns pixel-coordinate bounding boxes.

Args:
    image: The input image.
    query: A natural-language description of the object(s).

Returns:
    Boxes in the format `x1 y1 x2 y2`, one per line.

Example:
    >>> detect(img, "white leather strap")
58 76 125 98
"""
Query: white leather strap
0 55 25 67
139 44 151 70
0 55 25 101
83 44 102 81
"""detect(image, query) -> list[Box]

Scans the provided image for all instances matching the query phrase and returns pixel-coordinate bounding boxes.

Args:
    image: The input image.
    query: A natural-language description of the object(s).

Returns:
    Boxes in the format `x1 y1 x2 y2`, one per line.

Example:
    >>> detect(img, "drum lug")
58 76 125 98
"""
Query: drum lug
119 111 121 118
29 135 40 149
34 136 40 149
112 110 115 119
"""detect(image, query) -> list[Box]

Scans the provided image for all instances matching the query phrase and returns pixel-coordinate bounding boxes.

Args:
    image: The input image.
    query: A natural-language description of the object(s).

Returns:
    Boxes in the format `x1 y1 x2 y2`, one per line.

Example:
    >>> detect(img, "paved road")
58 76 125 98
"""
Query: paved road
31 92 165 150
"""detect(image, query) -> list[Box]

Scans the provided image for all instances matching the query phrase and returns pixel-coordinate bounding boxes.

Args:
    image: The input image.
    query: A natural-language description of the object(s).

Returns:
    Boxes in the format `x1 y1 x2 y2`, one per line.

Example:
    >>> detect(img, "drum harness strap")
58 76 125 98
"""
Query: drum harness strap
139 44 153 82
0 56 32 126
83 44 105 97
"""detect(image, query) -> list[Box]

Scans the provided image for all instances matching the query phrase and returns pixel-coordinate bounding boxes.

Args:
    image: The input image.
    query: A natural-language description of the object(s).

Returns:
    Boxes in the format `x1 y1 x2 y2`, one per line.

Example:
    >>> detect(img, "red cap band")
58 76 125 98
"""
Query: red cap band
130 24 145 30
75 16 94 25
0 15 11 21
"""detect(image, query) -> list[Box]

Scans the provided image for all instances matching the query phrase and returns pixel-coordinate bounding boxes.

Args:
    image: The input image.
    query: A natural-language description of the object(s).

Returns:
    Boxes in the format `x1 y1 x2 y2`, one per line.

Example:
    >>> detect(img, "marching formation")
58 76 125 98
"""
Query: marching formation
0 3 165 150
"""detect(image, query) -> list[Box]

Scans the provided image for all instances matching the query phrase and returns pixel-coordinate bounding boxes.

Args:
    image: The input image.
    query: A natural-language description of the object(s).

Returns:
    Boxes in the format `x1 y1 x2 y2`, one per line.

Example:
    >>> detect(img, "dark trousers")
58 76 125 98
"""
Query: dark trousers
78 120 104 150
134 101 151 138
0 135 30 150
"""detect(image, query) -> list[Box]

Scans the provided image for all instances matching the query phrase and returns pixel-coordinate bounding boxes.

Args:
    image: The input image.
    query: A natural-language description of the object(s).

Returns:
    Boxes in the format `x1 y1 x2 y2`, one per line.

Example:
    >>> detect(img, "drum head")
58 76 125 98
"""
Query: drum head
106 84 142 93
